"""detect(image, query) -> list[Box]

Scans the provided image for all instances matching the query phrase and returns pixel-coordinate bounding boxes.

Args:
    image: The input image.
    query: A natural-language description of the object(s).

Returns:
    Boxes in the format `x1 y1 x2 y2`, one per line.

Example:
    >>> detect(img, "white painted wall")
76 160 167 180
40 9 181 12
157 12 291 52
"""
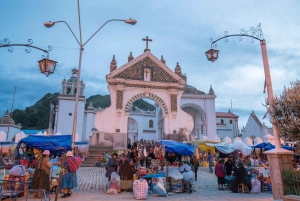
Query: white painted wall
56 98 85 139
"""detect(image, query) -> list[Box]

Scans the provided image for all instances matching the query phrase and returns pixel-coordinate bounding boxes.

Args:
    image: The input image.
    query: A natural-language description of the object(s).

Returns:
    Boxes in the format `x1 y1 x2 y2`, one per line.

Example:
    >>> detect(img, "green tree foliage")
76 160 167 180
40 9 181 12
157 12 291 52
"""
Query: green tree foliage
270 80 300 143
12 93 59 129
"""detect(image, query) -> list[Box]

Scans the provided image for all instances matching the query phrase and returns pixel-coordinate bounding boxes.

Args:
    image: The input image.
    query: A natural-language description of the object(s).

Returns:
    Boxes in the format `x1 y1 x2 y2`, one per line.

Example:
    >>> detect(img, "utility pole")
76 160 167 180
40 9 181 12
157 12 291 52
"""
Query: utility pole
48 101 54 135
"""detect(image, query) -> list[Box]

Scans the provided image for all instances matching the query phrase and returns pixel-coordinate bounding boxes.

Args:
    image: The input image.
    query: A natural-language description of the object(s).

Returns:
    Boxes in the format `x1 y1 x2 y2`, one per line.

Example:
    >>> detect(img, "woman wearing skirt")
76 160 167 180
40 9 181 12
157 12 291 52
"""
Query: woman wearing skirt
60 151 78 198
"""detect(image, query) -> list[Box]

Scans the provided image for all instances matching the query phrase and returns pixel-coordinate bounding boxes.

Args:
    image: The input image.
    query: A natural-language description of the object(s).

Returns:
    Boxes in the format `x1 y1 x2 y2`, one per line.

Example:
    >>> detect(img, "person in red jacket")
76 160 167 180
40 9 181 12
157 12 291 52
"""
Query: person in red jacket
215 159 226 190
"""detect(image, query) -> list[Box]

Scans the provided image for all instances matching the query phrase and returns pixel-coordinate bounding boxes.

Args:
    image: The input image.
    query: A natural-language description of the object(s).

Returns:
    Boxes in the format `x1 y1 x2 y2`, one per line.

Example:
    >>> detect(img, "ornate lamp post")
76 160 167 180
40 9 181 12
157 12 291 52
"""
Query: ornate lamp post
205 23 293 199
44 0 137 151
0 38 57 76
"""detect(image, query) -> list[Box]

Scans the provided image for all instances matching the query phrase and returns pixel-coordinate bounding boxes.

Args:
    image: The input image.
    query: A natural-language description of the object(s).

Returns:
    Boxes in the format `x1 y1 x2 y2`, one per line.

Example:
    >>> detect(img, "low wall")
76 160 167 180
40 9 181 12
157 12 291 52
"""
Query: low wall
283 195 300 201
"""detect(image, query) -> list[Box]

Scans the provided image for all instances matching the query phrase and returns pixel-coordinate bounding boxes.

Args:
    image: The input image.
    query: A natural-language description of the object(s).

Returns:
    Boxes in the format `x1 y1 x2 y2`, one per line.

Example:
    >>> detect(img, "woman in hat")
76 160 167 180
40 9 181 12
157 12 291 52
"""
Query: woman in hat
230 162 252 193
60 151 78 198
119 156 133 192
32 149 52 198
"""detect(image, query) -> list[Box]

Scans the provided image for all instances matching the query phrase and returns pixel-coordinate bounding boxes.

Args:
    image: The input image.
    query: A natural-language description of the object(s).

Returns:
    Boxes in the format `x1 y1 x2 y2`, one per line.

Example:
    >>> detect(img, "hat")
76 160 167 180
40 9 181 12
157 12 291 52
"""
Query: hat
43 150 50 155
238 162 244 167
66 151 73 157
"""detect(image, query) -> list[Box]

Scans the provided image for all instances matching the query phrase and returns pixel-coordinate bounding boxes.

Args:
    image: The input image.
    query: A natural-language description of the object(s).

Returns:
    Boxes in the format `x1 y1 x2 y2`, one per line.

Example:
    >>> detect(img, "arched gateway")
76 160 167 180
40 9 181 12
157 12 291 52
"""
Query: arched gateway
95 49 193 149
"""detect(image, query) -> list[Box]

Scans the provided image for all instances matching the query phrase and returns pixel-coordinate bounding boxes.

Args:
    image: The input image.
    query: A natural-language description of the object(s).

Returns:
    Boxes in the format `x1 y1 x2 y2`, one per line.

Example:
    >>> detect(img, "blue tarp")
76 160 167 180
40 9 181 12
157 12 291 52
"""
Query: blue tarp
0 141 14 145
158 140 195 156
251 142 294 151
14 135 72 156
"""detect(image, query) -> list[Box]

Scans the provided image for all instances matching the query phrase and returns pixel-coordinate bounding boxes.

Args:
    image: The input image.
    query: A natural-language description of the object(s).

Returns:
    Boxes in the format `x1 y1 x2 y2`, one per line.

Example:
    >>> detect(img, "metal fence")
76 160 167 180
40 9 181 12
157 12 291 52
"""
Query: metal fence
282 170 300 196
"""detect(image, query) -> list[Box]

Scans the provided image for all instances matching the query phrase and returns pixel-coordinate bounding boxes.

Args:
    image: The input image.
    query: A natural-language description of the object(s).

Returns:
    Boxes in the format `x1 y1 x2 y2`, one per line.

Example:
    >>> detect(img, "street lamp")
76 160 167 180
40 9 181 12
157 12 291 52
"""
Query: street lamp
44 0 137 151
206 23 293 200
0 38 57 76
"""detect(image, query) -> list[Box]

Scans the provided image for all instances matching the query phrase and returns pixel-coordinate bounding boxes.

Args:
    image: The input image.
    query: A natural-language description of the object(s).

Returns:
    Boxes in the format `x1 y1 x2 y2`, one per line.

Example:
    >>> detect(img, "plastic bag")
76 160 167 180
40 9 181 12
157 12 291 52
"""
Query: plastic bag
153 178 167 197
251 179 261 193
179 164 191 172
133 179 148 200
9 165 26 176
182 171 194 181
167 166 183 181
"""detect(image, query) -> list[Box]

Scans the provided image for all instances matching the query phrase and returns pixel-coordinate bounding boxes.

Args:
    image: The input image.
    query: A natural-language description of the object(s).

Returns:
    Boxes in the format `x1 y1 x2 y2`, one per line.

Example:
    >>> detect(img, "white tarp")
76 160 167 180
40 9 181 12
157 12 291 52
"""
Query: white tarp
15 131 26 143
0 131 7 141
206 140 252 156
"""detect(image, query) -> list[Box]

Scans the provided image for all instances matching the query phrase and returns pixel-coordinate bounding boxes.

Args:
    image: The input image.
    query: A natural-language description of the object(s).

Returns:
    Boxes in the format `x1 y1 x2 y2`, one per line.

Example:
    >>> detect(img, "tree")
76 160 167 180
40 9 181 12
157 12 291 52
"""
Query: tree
270 80 300 143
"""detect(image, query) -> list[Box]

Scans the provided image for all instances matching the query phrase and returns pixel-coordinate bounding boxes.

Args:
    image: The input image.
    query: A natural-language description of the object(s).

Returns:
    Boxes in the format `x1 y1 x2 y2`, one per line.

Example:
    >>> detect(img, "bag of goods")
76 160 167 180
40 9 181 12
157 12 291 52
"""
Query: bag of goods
106 172 120 194
251 179 261 193
153 178 167 197
182 171 194 181
67 156 82 172
167 166 183 181
9 165 26 176
133 179 148 200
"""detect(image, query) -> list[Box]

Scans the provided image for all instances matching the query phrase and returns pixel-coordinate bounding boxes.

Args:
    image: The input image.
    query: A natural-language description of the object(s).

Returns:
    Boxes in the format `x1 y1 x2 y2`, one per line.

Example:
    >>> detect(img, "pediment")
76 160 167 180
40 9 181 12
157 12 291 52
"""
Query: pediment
106 51 185 85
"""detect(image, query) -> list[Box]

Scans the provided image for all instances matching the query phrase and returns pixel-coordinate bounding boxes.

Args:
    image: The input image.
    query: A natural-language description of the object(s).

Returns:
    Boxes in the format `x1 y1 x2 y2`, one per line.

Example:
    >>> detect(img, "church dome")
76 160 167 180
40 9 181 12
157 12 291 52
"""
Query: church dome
67 77 77 82
0 110 15 125
67 68 79 82
183 85 205 95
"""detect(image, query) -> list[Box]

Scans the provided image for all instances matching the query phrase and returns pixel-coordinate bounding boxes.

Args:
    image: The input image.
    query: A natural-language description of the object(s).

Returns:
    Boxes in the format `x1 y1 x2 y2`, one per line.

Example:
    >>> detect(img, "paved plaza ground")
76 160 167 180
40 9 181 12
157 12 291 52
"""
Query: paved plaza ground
18 167 273 201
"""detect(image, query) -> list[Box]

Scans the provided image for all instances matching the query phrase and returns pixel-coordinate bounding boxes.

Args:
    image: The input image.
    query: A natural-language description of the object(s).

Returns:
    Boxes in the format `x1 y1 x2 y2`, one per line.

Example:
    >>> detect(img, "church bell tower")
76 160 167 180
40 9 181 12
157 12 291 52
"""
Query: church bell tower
55 68 85 140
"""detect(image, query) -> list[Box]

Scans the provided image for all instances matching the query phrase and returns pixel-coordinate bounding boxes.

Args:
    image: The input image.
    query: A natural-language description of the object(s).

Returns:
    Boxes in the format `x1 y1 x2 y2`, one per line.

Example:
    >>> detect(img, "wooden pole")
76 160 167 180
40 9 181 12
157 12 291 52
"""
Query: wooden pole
54 154 66 201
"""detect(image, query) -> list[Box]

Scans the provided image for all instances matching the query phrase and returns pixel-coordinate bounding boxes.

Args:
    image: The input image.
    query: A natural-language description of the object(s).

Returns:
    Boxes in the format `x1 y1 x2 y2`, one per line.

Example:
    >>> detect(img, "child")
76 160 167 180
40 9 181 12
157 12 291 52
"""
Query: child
264 176 272 193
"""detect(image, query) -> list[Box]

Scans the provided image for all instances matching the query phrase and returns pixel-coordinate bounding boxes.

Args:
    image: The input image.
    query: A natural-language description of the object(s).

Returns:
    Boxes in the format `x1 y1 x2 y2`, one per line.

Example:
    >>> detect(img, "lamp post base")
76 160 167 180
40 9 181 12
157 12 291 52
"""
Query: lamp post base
264 148 293 200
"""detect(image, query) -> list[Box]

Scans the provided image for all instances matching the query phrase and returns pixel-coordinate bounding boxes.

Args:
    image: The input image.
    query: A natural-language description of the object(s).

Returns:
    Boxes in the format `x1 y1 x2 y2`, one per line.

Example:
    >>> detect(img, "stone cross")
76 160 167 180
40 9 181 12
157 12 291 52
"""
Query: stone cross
145 69 150 78
142 36 152 52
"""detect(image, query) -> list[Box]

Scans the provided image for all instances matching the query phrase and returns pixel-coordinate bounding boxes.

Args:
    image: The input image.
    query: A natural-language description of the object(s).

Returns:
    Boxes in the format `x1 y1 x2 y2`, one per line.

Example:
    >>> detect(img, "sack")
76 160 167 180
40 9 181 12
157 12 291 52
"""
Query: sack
67 156 82 172
251 179 261 193
9 165 26 176
133 179 148 200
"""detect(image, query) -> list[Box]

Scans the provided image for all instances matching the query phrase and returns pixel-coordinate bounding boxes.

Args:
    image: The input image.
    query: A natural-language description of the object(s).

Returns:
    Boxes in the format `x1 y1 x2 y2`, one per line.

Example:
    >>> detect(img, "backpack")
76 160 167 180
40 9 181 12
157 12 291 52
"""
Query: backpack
9 165 26 176
67 156 82 172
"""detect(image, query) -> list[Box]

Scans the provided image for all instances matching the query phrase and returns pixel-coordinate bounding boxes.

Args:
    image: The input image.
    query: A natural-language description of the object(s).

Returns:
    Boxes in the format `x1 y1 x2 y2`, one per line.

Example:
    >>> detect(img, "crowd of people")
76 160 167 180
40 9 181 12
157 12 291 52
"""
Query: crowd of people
212 154 273 194
0 146 80 199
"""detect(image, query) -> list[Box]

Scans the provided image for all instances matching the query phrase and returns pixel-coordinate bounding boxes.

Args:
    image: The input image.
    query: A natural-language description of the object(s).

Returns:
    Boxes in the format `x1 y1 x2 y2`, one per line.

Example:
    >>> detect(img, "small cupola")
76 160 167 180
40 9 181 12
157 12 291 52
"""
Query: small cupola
110 55 117 72
161 55 166 64
175 62 182 77
128 52 134 62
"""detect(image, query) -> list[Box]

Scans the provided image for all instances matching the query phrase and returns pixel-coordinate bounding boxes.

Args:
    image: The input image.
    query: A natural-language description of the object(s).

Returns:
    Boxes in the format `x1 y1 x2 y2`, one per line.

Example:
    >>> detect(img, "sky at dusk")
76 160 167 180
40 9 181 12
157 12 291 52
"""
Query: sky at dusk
1 1 300 130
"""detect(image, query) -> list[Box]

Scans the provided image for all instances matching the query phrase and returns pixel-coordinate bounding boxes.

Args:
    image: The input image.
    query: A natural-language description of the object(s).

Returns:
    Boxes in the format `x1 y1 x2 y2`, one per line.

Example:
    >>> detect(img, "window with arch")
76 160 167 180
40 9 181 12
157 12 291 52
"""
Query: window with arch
230 120 233 124
67 88 71 95
221 119 224 124
149 120 153 128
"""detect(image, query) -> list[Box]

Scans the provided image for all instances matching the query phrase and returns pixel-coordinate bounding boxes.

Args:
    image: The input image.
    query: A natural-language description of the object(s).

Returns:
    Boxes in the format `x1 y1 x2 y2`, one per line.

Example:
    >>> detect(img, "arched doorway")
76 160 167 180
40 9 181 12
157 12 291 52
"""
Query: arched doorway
181 103 206 140
127 117 138 142
125 94 167 142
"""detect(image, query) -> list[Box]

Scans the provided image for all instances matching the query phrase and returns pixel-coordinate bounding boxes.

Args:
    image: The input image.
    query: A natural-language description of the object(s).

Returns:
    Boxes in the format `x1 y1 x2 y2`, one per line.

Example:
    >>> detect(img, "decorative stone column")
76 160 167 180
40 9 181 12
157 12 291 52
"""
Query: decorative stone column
265 149 293 200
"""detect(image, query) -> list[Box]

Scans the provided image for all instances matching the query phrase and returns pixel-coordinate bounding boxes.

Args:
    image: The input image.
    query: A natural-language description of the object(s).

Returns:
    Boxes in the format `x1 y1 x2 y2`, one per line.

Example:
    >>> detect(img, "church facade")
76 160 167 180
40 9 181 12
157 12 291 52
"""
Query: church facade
51 38 239 148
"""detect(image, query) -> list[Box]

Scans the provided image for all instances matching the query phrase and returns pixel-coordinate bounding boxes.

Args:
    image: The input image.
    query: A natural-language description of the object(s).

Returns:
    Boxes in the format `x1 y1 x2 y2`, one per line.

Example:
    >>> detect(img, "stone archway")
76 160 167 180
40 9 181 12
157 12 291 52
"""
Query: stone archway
124 93 169 115
181 103 206 140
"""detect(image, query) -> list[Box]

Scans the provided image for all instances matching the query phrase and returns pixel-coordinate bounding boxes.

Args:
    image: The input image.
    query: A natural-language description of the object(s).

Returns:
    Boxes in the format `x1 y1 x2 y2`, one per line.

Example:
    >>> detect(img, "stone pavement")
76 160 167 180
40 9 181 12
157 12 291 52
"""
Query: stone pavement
18 167 273 201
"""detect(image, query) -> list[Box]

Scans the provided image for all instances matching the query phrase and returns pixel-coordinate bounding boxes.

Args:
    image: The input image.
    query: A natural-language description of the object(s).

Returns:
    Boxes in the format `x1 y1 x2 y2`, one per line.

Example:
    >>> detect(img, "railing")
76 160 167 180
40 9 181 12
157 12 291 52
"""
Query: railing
282 170 300 196
0 180 49 201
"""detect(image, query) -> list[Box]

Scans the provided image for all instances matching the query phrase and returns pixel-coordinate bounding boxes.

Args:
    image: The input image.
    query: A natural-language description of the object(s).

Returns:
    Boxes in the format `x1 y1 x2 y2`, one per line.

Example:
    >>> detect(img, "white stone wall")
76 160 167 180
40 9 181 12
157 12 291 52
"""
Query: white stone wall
56 98 85 139
180 95 217 140
84 111 95 141
242 115 266 139
0 126 20 141
216 117 236 139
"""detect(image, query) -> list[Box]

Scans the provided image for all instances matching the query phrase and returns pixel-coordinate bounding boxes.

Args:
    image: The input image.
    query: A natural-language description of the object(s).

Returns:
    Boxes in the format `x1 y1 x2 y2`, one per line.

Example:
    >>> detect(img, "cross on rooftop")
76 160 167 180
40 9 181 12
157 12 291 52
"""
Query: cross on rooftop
142 36 152 52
